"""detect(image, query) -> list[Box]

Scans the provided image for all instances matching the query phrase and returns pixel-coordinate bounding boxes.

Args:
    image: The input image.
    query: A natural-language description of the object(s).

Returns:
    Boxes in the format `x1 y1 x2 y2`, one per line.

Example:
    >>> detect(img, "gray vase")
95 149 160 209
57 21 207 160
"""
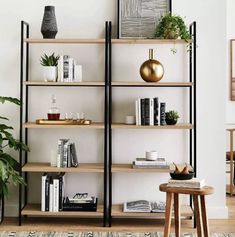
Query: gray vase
41 6 58 39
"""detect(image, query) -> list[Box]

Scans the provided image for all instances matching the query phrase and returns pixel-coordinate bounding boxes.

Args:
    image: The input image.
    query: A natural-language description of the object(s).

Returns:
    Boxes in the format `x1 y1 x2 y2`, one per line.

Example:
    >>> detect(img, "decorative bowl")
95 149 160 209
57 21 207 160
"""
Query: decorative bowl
170 171 194 180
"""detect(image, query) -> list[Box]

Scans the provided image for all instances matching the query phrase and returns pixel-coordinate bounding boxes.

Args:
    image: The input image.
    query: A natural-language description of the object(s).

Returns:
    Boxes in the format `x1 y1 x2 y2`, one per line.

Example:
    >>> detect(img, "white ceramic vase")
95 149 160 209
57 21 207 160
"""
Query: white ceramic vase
43 66 57 82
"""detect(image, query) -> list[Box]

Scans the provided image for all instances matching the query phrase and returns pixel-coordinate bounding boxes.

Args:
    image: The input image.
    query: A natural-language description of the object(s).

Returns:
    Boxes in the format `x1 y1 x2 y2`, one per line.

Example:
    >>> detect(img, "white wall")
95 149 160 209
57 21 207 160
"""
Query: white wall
0 0 227 218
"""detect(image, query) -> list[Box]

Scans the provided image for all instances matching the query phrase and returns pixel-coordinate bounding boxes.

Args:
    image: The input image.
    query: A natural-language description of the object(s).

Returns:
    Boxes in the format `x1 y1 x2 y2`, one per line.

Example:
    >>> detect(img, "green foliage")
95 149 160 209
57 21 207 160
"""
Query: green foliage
155 13 191 41
40 53 60 66
0 96 29 196
165 110 180 120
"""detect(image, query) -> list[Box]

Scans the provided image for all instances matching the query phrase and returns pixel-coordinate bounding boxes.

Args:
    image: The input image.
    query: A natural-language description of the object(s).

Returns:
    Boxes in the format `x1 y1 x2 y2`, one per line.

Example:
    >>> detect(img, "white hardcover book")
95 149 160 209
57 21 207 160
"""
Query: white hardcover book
62 142 69 168
150 98 154 126
68 58 74 82
74 65 82 82
41 173 47 212
138 98 141 125
57 55 63 82
63 55 69 82
49 183 54 212
53 178 59 212
57 140 62 168
135 100 139 125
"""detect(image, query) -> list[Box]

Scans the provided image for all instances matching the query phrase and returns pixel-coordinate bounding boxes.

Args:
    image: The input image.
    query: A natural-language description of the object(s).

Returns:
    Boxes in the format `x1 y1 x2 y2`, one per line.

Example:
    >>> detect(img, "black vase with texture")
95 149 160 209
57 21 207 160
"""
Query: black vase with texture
41 6 58 39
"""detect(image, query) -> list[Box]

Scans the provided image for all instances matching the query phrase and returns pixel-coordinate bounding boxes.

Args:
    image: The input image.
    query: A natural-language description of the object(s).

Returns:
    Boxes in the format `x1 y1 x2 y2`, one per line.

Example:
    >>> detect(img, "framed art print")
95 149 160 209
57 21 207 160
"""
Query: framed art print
118 0 172 39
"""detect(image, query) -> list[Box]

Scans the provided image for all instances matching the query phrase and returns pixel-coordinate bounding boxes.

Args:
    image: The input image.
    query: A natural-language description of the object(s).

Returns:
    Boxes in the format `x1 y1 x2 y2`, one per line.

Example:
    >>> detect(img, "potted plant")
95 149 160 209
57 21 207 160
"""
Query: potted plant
0 96 29 223
165 110 180 125
40 53 60 82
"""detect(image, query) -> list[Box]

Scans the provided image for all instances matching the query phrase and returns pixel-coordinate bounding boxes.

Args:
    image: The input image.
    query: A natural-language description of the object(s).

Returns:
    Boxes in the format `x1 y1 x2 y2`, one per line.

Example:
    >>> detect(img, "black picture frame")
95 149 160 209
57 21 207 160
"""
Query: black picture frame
117 0 172 39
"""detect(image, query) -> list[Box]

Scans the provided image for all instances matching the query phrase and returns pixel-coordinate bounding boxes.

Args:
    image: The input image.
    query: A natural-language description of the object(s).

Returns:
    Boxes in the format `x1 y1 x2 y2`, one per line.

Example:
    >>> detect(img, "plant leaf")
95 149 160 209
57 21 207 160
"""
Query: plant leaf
0 97 21 106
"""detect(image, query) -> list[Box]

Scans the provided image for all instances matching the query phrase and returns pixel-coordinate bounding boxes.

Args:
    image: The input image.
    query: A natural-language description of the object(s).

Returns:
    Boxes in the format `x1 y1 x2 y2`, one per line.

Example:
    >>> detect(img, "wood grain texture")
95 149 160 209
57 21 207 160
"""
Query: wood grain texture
193 195 203 237
164 192 173 237
200 195 209 237
24 81 105 86
174 194 180 237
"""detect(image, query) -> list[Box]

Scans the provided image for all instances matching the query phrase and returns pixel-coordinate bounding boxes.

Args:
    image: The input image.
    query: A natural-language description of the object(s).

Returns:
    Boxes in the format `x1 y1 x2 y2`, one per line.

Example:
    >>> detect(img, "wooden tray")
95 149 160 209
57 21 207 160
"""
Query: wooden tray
36 119 92 125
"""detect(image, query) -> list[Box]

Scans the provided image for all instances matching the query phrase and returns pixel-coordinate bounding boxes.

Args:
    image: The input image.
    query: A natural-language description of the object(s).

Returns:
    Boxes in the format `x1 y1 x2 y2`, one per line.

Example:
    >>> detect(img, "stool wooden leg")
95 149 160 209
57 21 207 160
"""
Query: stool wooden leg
193 195 203 237
200 195 209 237
164 192 173 237
174 193 180 237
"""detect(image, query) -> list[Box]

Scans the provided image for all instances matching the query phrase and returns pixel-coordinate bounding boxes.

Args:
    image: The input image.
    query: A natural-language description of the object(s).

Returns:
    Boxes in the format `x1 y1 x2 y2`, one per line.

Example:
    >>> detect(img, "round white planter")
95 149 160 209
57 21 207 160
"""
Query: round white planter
43 66 57 82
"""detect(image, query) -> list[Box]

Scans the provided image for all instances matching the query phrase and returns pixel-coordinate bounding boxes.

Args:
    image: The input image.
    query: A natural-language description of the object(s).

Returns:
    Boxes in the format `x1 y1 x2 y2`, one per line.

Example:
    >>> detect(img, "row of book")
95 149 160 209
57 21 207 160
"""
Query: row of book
41 173 65 212
135 97 166 126
57 139 78 168
57 55 82 82
132 158 169 169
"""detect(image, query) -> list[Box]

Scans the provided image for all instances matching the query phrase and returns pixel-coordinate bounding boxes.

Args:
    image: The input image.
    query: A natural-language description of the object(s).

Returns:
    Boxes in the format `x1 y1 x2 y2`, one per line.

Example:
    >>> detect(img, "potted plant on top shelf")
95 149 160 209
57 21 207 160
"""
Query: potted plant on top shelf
40 53 60 82
165 110 180 125
0 96 29 223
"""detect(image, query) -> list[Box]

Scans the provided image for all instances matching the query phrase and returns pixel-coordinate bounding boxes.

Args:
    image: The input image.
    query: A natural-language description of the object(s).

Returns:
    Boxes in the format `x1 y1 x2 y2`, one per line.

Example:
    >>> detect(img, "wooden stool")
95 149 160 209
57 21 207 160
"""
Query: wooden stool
159 183 214 237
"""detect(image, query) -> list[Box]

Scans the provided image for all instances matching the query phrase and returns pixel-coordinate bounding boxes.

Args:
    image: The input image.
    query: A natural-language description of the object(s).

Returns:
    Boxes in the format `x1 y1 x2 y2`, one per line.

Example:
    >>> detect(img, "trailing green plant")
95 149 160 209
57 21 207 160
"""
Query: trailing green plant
40 53 60 66
165 110 180 120
0 96 29 196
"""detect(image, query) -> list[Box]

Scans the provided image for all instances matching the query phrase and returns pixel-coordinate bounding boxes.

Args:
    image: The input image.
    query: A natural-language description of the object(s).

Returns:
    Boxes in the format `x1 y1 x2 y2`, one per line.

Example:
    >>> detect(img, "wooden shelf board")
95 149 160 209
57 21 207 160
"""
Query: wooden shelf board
23 122 104 129
112 82 193 87
111 204 193 217
112 123 193 130
112 164 170 173
24 81 105 86
22 162 104 173
22 204 103 217
24 38 192 45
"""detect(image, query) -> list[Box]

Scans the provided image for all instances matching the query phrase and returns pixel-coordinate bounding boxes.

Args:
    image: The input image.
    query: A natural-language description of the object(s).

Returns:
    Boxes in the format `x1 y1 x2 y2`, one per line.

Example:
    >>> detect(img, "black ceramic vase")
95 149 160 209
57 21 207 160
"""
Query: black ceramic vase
41 6 58 39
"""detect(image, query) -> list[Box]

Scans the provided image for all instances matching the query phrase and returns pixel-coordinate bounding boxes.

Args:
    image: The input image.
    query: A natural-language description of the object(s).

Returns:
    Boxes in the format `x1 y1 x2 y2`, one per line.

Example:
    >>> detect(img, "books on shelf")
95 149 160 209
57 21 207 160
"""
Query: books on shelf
41 173 65 212
63 196 97 211
167 178 206 189
57 55 82 82
57 139 78 168
132 157 169 169
123 200 166 213
135 97 164 126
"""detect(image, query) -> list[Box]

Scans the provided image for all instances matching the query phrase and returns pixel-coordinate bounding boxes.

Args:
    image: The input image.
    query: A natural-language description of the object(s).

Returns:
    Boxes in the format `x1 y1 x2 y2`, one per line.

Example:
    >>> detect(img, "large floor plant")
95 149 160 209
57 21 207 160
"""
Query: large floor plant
0 96 29 222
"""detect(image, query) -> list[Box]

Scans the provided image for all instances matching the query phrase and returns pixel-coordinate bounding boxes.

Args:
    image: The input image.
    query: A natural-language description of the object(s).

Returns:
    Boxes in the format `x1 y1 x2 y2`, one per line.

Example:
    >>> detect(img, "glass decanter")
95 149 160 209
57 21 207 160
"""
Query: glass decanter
47 94 60 120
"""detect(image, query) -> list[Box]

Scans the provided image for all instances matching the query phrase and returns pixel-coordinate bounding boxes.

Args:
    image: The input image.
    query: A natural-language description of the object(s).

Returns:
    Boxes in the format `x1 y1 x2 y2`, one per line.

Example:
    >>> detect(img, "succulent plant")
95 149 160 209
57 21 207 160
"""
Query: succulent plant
40 53 60 66
165 110 180 120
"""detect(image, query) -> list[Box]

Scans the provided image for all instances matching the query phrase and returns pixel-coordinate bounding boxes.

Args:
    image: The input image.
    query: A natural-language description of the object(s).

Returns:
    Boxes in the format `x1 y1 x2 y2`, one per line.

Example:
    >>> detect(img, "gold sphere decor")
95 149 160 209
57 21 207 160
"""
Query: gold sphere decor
140 49 164 82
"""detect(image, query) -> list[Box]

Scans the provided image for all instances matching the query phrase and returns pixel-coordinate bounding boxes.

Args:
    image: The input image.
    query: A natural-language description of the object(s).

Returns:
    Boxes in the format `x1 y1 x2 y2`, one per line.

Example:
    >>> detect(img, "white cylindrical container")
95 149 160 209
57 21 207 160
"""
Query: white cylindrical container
125 115 135 125
146 151 158 161
43 66 57 82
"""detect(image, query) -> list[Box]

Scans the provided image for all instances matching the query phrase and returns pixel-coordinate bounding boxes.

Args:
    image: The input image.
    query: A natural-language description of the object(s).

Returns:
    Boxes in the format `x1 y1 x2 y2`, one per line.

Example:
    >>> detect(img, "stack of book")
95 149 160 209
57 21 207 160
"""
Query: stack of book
63 196 97 212
167 178 206 189
57 55 82 82
41 173 65 212
132 158 169 169
135 97 166 126
57 139 78 168
123 200 166 213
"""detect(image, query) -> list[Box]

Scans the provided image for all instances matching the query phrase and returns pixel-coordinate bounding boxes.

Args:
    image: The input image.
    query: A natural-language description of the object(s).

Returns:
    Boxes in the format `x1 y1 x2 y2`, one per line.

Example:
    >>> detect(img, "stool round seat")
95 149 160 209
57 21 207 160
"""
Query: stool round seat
159 183 214 195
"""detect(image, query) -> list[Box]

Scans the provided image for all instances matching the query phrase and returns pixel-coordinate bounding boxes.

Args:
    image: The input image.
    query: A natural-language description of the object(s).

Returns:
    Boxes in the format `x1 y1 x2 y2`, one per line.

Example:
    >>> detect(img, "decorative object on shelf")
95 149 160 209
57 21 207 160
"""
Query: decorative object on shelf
133 157 169 169
140 49 164 82
169 163 194 180
165 110 180 125
160 102 166 125
41 6 58 39
125 115 135 125
118 0 171 38
0 97 29 222
40 53 60 82
146 151 158 161
47 94 60 120
36 119 92 125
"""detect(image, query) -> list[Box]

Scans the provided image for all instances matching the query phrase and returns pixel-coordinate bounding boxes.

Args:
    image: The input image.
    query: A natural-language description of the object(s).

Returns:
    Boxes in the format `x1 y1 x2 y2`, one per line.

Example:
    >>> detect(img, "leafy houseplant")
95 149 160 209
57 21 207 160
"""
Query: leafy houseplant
40 53 60 82
155 13 191 53
165 110 180 125
0 96 29 197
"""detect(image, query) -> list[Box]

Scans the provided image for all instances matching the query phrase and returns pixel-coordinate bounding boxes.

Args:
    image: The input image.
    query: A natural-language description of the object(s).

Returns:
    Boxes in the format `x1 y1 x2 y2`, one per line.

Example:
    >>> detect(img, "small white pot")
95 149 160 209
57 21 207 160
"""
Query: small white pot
43 66 57 82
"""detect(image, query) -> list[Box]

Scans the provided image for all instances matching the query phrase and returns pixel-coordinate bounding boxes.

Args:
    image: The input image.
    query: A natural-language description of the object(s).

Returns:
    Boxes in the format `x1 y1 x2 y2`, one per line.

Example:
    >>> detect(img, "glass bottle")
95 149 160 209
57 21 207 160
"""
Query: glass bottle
47 94 60 120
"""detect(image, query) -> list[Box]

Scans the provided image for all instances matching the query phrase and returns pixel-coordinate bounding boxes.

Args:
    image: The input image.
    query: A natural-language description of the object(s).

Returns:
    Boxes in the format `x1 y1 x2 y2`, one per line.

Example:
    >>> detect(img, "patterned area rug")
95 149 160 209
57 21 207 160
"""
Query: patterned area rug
0 233 234 237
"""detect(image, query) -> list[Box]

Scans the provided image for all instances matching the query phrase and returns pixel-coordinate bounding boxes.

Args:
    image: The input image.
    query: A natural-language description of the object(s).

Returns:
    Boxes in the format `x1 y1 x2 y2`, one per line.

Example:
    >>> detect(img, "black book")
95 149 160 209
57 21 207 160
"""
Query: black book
160 102 166 125
58 173 65 211
45 175 50 211
63 198 98 212
154 97 159 125
71 143 78 167
144 98 150 126
140 98 145 125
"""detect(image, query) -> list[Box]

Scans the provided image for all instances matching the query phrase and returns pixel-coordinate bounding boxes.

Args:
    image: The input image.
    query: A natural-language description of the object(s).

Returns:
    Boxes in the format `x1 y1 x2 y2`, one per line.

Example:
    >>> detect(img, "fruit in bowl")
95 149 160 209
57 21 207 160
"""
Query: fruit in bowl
170 163 194 180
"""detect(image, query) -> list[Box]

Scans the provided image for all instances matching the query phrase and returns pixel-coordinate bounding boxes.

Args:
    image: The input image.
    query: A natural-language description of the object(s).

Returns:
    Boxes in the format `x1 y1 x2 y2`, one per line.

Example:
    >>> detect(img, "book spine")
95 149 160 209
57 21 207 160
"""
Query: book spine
150 98 154 126
144 98 150 125
138 98 141 125
160 102 166 125
140 98 145 125
71 143 78 167
154 97 159 125
74 65 82 82
57 140 62 168
57 55 63 82
134 161 167 165
59 175 63 211
62 142 68 168
67 143 71 168
68 58 74 82
41 174 47 212
53 179 59 212
49 182 54 212
45 176 50 211
63 55 69 82
135 100 139 126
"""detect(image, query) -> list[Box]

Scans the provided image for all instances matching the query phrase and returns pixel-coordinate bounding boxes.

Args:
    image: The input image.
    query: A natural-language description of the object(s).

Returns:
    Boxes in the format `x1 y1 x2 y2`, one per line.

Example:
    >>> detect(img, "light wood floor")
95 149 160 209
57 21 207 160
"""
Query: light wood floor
1 196 235 232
